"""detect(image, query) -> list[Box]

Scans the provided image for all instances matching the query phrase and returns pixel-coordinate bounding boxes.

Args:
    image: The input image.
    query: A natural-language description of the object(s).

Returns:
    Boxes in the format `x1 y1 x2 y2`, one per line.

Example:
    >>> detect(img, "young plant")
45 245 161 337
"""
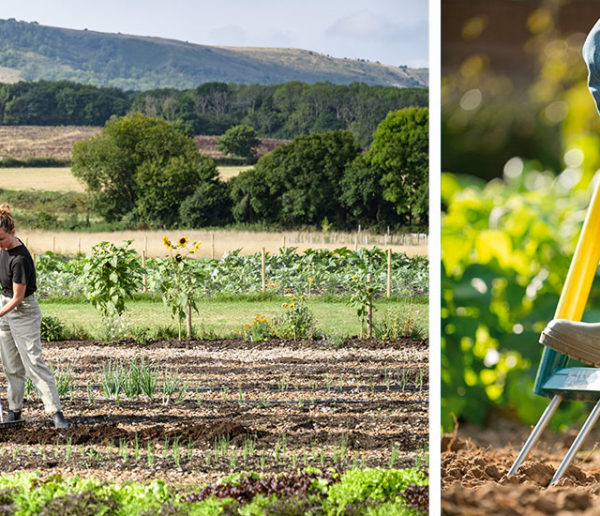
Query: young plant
239 313 275 342
347 277 377 338
151 237 204 340
81 240 144 320
274 295 316 339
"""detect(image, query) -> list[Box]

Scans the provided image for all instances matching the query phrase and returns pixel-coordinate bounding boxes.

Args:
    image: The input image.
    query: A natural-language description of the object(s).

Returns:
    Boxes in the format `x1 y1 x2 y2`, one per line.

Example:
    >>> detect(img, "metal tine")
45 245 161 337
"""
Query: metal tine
507 394 562 477
548 398 600 487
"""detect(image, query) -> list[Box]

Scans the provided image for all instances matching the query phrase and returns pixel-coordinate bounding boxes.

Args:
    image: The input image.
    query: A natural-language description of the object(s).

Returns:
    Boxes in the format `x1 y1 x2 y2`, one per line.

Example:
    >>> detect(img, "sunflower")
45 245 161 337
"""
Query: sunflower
162 236 172 249
192 241 202 253
178 236 188 247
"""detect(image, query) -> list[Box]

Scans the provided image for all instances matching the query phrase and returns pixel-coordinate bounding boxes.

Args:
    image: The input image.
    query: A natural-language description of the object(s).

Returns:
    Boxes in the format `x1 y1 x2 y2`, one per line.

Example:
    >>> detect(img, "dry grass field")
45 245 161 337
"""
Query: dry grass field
19 229 428 257
0 126 287 161
0 126 100 161
0 166 250 190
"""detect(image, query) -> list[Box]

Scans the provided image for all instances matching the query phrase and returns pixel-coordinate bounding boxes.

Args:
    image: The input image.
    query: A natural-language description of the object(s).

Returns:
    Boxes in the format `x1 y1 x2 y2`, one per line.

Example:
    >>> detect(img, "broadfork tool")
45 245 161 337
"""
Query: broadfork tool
507 177 600 486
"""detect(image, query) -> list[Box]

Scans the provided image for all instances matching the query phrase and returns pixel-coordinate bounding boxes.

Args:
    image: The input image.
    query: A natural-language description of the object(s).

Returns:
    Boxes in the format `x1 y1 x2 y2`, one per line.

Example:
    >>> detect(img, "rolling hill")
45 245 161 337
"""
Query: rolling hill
0 18 428 90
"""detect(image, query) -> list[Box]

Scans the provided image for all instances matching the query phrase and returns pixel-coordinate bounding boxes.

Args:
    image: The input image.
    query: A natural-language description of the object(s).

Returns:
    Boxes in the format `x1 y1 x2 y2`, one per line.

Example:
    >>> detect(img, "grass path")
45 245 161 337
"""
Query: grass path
40 298 428 339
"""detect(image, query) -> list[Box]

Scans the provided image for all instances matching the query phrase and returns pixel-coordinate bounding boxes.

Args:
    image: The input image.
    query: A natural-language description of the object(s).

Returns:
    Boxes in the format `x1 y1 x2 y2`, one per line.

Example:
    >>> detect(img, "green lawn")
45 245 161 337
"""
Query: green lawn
39 297 428 339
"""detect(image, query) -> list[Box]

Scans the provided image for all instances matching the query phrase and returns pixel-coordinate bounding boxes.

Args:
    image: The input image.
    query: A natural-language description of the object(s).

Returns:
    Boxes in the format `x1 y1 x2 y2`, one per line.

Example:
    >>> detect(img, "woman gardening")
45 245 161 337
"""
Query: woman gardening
0 205 68 428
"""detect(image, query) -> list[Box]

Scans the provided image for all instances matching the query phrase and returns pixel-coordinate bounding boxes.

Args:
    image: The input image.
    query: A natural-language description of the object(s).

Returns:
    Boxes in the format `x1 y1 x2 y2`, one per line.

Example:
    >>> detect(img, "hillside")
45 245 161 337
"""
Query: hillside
0 18 428 90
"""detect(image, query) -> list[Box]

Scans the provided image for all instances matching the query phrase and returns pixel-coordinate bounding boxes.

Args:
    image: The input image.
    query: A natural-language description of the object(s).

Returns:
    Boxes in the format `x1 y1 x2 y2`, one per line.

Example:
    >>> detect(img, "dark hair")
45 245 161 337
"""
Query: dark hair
0 204 15 233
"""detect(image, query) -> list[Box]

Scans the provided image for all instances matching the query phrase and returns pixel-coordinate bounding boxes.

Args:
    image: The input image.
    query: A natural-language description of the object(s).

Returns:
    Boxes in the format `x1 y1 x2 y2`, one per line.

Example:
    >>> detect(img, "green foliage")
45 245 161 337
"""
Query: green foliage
231 130 361 227
71 113 222 226
347 279 377 338
40 315 66 341
370 107 428 225
81 240 144 318
179 180 232 227
275 295 317 339
239 314 275 342
218 124 260 159
325 468 428 515
441 169 593 431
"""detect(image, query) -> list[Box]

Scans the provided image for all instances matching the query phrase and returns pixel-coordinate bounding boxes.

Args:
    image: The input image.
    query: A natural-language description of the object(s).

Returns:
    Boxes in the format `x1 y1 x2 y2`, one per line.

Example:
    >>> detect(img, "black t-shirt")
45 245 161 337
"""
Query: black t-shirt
0 242 37 297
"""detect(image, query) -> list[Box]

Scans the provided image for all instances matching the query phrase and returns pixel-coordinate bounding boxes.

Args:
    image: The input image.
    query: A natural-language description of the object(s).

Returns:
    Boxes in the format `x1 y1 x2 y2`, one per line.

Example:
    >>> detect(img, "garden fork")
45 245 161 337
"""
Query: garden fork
507 177 600 487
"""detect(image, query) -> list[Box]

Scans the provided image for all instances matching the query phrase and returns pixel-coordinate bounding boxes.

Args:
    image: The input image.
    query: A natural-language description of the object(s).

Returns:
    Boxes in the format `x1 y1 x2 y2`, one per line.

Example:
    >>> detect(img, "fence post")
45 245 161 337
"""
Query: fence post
387 249 392 298
367 272 373 338
142 250 147 292
77 237 81 255
261 247 266 292
282 235 286 249
52 236 56 253
144 235 148 256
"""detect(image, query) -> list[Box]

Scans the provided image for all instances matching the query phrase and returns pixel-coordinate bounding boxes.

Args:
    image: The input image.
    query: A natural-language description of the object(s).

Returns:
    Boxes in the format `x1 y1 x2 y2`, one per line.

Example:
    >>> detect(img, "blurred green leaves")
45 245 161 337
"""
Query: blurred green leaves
442 168 595 431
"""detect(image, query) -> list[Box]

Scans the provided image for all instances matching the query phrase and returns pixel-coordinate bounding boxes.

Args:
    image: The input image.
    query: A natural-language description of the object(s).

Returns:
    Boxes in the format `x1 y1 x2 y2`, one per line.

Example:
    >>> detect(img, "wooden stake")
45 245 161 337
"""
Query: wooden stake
77 237 81 255
261 247 266 292
211 233 215 260
367 272 373 338
282 235 286 249
142 250 147 292
144 235 148 256
186 301 192 338
52 236 56 253
387 248 392 298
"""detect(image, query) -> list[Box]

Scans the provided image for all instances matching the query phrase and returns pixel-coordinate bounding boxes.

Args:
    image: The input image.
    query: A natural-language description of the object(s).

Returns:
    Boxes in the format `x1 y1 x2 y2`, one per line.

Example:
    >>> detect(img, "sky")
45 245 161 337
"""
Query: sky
0 0 428 68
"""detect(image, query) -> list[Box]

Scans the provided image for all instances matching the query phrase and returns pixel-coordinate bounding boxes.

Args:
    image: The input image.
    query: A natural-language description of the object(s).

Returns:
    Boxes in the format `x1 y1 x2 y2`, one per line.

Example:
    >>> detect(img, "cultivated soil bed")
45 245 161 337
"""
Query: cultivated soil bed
442 419 600 515
0 337 428 487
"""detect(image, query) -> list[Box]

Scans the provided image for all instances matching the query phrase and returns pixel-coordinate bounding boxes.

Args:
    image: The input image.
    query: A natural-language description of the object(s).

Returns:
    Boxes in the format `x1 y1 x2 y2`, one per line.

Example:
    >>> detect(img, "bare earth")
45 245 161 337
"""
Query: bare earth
442 420 600 515
1 337 428 487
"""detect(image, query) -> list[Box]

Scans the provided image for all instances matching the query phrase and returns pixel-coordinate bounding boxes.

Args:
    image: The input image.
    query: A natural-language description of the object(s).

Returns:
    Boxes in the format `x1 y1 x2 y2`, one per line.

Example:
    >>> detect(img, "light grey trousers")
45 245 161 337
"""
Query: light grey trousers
0 294 61 414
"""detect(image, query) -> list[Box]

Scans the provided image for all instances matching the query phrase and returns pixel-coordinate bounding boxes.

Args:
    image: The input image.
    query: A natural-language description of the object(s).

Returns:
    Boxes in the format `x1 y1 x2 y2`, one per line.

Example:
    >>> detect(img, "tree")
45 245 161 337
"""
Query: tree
72 113 221 226
230 130 360 227
217 124 261 160
370 107 429 225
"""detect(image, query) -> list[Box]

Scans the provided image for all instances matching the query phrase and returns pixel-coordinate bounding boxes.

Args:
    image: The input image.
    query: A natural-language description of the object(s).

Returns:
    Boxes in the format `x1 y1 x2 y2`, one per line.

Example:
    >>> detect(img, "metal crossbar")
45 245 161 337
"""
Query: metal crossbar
507 178 600 487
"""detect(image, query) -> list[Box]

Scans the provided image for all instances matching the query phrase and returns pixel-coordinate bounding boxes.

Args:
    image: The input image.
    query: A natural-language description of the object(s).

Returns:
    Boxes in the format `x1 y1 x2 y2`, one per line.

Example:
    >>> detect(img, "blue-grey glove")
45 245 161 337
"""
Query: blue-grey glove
583 19 600 114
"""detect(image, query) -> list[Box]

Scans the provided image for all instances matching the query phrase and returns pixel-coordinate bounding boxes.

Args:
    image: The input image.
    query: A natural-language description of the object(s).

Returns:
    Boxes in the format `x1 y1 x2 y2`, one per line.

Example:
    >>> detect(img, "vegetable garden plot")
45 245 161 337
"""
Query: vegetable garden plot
0 337 428 487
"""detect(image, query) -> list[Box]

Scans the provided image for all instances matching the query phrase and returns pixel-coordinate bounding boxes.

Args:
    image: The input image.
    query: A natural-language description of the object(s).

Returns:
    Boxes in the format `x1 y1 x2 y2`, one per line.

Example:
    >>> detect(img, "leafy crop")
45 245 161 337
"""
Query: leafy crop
81 240 144 317
35 246 428 300
442 168 595 431
0 467 427 515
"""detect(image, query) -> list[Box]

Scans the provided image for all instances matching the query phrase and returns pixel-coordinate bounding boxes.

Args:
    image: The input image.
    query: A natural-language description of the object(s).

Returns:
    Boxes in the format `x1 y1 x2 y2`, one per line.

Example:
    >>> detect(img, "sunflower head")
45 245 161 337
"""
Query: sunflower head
192 241 202 253
162 236 172 249
178 237 188 247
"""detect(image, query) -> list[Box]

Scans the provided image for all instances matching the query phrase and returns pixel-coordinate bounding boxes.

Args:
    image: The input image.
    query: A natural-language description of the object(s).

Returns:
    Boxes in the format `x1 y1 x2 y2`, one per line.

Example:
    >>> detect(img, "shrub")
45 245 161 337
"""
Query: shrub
274 295 317 339
40 315 66 341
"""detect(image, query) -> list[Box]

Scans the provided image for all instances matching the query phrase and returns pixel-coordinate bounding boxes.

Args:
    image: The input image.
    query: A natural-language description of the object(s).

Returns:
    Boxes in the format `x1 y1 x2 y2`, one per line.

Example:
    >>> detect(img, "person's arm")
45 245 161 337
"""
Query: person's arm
0 282 26 317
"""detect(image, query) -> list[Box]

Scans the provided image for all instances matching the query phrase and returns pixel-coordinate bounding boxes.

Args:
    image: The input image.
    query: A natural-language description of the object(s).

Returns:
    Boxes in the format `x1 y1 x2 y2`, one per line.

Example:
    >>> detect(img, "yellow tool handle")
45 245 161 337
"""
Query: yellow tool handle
555 179 600 321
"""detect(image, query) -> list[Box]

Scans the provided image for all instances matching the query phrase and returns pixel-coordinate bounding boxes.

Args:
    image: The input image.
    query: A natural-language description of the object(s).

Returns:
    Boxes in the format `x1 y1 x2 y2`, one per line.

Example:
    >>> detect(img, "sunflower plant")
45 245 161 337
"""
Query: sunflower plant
151 236 203 340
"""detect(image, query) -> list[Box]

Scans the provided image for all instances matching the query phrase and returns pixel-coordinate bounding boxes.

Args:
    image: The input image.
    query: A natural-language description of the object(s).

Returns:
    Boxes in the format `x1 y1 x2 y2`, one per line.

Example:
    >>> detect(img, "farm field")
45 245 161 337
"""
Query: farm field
0 335 428 511
21 229 428 257
0 165 252 191
442 422 600 514
0 126 287 162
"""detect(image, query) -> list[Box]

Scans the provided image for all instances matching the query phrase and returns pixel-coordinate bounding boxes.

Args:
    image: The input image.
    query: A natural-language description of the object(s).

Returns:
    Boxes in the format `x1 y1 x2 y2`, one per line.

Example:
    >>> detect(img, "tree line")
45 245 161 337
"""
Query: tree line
0 80 427 145
72 109 428 231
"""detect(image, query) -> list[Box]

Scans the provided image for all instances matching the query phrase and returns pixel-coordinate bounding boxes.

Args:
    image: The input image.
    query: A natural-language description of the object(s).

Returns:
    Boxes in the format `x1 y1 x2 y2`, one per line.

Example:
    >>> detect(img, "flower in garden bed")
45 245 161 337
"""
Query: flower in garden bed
162 236 173 249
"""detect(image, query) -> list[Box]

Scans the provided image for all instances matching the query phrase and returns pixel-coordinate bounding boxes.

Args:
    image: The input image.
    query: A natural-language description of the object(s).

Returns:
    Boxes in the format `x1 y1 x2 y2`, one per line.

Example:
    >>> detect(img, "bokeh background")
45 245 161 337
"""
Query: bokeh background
442 0 600 431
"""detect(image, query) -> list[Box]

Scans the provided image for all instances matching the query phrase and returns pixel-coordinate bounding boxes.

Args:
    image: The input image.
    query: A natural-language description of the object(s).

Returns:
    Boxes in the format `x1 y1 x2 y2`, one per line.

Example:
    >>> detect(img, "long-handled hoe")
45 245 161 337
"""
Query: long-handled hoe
508 179 600 486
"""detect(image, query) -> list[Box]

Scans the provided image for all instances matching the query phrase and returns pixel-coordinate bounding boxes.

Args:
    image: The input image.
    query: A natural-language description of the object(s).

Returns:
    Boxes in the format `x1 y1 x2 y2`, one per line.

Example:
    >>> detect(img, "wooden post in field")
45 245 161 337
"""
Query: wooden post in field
367 272 373 338
143 235 148 256
211 233 215 260
282 235 286 249
52 236 56 253
261 247 266 292
77 238 81 255
186 301 192 339
142 250 147 292
355 225 360 250
387 249 392 298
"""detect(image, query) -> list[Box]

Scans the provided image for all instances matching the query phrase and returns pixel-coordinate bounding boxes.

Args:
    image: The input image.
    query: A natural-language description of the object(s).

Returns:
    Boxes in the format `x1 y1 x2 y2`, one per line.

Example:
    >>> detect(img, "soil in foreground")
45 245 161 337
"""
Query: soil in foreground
442 419 600 515
0 337 428 488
